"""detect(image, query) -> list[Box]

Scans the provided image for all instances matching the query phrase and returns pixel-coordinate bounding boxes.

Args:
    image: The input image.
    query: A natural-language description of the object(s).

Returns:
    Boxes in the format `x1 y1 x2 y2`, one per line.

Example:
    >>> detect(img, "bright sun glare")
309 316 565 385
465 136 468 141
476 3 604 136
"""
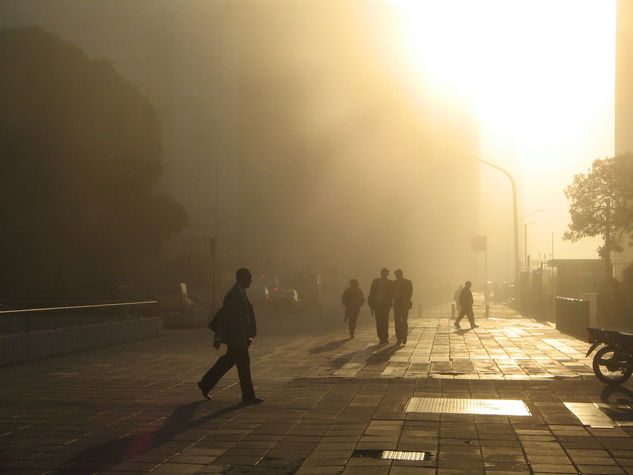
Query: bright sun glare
386 0 615 173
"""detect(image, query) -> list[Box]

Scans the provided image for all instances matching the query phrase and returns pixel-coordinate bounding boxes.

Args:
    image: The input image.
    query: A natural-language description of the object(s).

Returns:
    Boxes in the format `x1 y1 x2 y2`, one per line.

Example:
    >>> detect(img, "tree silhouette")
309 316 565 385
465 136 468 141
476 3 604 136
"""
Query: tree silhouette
563 153 633 276
0 27 186 300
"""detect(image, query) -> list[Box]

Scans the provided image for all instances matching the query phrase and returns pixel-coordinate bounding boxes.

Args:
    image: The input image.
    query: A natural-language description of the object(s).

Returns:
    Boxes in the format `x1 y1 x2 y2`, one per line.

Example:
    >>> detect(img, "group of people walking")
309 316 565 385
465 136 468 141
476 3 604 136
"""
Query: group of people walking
198 267 478 404
342 268 413 345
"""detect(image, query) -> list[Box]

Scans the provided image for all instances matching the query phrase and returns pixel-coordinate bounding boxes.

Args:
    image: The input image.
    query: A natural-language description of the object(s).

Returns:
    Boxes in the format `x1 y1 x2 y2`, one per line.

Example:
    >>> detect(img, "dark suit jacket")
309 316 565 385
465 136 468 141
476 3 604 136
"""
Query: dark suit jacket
368 277 393 309
393 278 413 310
459 287 473 309
214 283 257 347
342 287 365 309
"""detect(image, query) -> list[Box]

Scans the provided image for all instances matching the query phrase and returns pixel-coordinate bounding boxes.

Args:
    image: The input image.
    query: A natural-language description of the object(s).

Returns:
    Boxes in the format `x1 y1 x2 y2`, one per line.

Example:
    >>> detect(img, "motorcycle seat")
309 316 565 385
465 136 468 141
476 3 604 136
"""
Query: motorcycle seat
604 329 633 345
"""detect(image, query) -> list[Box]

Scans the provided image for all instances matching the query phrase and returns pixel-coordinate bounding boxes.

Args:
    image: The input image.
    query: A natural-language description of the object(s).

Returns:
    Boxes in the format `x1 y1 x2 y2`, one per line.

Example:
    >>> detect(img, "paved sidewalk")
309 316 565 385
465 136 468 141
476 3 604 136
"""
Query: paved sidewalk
1 300 632 474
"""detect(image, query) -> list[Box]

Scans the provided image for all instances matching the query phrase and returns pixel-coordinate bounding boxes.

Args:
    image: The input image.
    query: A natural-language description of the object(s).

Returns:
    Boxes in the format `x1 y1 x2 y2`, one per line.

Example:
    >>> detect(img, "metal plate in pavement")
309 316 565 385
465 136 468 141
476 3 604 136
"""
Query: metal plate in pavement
404 397 531 416
564 402 633 428
598 404 633 426
352 449 432 462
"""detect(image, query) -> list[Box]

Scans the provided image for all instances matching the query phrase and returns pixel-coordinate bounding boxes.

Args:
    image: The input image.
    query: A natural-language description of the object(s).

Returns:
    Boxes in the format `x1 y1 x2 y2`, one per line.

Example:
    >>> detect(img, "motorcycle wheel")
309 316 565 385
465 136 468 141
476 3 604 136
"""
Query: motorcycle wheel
593 346 633 385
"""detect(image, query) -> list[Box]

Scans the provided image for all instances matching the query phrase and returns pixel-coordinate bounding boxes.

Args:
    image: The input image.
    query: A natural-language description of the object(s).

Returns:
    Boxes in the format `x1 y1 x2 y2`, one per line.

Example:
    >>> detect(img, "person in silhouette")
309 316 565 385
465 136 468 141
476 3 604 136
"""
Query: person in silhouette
342 279 365 338
454 280 478 329
198 268 263 404
368 268 393 344
392 269 413 345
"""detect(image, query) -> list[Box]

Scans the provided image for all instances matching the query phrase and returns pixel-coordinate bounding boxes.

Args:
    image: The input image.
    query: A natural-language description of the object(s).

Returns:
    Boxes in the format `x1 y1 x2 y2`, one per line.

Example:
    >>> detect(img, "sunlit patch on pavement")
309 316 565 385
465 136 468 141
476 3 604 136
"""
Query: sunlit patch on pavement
404 397 531 416
564 402 633 428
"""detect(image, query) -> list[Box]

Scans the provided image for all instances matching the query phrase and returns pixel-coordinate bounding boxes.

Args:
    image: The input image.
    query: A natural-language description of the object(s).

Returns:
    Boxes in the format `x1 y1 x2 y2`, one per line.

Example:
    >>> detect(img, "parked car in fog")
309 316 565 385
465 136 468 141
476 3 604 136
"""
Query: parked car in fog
248 286 272 307
252 273 279 291
269 288 301 312
291 271 321 309
157 282 194 316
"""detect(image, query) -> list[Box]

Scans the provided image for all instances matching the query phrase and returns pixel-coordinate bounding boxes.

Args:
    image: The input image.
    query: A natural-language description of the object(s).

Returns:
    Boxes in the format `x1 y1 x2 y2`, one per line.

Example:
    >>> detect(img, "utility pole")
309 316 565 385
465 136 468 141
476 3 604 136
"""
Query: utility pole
467 156 520 285
210 237 216 313
211 156 219 313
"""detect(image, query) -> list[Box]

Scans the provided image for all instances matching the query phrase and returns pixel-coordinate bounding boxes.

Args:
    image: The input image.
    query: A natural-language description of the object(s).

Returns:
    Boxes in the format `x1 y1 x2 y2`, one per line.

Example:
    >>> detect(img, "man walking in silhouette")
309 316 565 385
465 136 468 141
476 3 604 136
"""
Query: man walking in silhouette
368 268 393 344
342 279 365 338
454 280 478 329
392 269 413 345
198 268 263 404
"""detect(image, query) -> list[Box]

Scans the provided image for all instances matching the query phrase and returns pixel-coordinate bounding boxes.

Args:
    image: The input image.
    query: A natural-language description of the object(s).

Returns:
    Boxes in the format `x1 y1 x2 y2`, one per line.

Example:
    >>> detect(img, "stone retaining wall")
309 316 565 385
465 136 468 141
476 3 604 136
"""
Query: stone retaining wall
0 317 162 365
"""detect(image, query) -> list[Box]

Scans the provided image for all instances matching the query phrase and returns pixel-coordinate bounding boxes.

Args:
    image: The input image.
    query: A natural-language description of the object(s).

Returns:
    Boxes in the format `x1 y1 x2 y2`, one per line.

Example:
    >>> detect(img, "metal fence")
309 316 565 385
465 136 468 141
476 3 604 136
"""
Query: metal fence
0 301 158 335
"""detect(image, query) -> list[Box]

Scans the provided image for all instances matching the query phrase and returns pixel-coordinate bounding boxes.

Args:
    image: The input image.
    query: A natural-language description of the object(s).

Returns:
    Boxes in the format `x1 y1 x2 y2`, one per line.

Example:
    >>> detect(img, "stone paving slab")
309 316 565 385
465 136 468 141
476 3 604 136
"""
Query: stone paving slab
0 299 632 473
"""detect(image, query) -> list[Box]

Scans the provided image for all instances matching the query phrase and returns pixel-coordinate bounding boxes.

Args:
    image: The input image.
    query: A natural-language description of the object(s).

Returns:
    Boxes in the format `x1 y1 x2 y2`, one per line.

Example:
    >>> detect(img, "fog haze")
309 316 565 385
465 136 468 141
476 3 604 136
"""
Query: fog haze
2 0 493 303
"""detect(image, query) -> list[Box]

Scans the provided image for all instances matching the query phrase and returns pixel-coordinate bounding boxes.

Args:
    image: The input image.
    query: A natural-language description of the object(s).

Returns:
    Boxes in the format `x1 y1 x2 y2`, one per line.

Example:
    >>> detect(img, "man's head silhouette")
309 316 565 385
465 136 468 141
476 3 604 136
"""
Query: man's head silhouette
465 281 472 288
236 268 252 289
380 268 389 278
394 269 403 279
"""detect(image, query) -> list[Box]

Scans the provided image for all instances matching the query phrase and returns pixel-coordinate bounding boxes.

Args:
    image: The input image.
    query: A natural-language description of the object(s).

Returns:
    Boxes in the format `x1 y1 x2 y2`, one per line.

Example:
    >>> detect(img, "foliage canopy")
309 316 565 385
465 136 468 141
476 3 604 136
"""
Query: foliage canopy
563 153 633 267
0 27 186 299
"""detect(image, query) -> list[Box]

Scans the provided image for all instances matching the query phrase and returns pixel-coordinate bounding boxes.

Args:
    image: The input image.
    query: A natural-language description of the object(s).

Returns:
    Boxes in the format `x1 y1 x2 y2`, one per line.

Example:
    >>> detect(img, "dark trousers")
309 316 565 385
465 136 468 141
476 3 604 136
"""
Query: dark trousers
393 307 409 343
455 306 475 327
345 307 360 337
374 305 390 342
200 344 254 399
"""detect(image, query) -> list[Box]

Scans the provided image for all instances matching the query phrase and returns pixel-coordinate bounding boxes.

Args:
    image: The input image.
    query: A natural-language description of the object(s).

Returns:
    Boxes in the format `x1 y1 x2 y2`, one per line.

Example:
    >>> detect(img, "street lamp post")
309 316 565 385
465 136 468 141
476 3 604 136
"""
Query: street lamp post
524 221 534 271
193 133 220 313
521 209 545 272
466 156 520 285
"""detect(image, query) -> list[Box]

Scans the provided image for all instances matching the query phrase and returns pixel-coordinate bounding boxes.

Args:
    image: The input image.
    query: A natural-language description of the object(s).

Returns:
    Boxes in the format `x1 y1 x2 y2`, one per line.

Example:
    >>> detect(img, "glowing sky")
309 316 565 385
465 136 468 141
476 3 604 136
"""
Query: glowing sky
387 0 615 269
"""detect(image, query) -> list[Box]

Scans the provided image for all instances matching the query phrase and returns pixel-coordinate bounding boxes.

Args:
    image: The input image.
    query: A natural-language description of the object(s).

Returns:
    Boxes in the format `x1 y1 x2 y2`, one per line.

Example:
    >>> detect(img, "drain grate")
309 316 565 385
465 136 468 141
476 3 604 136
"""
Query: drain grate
352 449 432 461
405 397 531 416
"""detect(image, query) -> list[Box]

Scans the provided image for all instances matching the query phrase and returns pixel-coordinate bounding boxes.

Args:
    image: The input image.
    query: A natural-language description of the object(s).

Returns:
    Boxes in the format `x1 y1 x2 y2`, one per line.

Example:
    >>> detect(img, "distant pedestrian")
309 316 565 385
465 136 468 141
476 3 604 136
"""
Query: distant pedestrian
342 279 365 338
454 280 478 330
368 268 393 344
198 268 263 404
392 269 413 345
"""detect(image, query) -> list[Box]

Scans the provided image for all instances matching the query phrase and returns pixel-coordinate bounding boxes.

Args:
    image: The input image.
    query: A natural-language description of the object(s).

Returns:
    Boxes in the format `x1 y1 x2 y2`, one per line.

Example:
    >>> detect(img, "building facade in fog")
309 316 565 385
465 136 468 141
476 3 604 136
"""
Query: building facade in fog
2 0 482 301
614 0 633 277
1 1 242 291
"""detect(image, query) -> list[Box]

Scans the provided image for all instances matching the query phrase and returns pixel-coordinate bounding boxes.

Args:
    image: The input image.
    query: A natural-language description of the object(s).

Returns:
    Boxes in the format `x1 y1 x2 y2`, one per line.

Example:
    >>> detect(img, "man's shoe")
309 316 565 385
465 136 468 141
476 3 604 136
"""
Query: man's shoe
197 381 210 400
453 321 460 329
396 339 402 345
472 324 479 329
243 397 264 405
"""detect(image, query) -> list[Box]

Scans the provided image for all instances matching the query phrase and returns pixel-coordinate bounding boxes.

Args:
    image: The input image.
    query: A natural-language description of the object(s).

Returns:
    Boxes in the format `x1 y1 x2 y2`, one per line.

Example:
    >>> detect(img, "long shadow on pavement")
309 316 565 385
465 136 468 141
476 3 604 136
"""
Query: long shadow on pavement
309 338 350 354
51 400 244 473
599 385 633 424
365 343 402 364
601 384 633 405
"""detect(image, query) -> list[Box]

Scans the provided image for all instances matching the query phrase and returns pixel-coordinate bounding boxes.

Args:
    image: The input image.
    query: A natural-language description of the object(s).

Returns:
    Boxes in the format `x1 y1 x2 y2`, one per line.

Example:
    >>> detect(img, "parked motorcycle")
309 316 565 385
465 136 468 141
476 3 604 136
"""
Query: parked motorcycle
586 327 633 385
